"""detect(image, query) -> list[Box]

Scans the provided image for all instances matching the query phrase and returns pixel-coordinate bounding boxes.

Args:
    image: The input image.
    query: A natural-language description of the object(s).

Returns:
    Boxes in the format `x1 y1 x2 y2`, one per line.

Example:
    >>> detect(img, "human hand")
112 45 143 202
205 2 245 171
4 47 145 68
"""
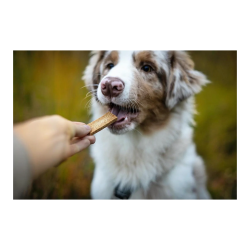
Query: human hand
14 115 95 179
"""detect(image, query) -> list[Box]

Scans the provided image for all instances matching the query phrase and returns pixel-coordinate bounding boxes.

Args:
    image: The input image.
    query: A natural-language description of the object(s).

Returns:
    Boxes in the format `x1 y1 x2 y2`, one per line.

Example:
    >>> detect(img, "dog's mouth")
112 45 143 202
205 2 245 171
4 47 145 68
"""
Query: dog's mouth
108 102 139 129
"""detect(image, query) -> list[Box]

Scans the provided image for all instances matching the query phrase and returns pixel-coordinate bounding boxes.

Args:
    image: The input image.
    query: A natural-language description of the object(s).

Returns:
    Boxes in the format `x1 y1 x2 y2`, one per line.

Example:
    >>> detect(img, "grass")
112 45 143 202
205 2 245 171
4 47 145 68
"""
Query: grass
13 51 237 199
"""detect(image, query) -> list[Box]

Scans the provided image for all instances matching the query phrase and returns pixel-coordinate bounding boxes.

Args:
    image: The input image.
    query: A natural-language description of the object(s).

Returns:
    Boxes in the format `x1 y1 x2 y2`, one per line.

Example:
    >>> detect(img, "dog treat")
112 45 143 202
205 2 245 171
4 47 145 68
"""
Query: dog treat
87 112 118 135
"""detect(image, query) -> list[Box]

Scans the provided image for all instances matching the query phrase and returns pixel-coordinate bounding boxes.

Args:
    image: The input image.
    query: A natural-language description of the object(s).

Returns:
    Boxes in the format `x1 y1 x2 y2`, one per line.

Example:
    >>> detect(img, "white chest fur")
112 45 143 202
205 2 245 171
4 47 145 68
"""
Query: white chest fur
89 98 199 198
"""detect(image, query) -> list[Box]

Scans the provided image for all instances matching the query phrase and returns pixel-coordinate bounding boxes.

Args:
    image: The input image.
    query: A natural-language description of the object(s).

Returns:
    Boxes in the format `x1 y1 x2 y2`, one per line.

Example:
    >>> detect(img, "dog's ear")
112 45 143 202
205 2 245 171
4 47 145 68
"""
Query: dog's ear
165 51 209 109
82 51 106 91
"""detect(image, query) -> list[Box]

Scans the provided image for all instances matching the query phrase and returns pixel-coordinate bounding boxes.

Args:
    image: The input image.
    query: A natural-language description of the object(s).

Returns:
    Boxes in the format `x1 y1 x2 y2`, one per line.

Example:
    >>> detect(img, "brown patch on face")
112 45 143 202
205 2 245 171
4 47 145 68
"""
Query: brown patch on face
107 51 119 64
102 51 119 76
139 98 170 134
156 68 168 99
157 68 167 86
92 51 119 91
92 51 106 89
137 82 170 134
134 51 158 71
131 52 170 134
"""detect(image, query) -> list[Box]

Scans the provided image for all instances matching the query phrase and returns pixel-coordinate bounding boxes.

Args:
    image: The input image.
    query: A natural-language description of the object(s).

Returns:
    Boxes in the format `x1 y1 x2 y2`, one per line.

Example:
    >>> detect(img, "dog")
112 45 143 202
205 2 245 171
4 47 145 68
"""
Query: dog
83 50 210 199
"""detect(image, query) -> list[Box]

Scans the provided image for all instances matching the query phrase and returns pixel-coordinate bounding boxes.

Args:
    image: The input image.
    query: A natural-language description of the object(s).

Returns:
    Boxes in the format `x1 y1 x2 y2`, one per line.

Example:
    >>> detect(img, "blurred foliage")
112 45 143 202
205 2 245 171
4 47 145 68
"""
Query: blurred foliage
13 51 237 199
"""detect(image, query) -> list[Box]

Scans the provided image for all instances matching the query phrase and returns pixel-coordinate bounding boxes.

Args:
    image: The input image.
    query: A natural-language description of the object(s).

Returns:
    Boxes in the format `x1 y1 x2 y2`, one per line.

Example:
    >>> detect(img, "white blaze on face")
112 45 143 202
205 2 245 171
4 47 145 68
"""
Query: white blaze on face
97 51 135 105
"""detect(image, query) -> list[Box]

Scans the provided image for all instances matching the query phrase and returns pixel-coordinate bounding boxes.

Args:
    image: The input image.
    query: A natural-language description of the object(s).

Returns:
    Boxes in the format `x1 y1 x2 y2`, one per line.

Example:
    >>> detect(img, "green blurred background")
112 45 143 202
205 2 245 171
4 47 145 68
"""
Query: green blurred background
13 51 237 199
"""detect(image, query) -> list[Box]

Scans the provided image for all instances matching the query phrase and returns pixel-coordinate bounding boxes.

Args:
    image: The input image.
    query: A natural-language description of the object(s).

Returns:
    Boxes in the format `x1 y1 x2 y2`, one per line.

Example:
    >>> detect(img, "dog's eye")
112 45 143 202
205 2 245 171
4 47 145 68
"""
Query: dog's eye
107 63 114 69
141 65 153 72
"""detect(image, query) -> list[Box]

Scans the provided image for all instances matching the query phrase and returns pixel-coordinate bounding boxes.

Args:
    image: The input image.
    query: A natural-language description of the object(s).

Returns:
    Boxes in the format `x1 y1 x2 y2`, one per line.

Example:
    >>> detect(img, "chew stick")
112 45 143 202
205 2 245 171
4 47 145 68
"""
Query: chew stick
87 112 118 135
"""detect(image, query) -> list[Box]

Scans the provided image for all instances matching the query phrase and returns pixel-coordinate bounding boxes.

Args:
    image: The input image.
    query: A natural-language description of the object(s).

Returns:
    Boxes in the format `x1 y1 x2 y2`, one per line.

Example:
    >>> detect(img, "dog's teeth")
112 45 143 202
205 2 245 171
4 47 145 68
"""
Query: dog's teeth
125 116 128 121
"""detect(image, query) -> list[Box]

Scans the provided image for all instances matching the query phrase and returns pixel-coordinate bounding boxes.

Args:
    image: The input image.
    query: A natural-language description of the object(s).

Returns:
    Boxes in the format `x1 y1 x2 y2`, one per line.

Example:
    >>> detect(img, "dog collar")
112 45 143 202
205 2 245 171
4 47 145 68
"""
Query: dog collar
114 185 132 199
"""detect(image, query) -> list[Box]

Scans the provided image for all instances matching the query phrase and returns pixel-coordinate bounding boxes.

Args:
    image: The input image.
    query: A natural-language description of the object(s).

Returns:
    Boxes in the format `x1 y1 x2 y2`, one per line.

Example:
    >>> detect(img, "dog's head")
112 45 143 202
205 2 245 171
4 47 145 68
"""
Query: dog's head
83 51 208 134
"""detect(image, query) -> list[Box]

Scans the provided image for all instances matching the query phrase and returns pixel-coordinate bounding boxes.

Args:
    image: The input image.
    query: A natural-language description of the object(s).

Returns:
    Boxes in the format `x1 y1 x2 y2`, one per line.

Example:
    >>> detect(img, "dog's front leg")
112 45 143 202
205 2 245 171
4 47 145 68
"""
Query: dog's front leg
91 167 114 199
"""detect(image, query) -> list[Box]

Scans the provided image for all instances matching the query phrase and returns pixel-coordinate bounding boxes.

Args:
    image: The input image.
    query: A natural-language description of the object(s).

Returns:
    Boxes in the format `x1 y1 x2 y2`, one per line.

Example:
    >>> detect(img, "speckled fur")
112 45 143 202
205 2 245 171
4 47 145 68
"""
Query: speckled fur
83 50 210 199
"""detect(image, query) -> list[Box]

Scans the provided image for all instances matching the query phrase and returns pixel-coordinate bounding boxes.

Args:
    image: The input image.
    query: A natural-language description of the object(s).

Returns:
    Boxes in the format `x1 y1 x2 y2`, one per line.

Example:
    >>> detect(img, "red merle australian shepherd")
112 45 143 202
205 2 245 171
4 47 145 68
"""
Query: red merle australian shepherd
83 50 210 199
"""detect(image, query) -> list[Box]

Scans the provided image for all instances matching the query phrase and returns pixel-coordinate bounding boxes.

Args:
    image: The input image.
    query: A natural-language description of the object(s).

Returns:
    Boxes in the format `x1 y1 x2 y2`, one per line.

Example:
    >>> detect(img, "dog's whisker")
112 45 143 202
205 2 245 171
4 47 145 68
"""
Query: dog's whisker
80 90 96 103
85 93 93 99
84 99 92 109
81 84 99 90
86 90 97 95
81 91 97 102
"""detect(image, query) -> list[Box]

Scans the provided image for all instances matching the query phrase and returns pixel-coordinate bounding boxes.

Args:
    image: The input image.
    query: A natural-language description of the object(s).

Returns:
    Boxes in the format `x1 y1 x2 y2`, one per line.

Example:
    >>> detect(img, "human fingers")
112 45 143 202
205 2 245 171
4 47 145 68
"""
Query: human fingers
84 135 96 144
70 135 96 145
70 122 91 139
68 136 95 157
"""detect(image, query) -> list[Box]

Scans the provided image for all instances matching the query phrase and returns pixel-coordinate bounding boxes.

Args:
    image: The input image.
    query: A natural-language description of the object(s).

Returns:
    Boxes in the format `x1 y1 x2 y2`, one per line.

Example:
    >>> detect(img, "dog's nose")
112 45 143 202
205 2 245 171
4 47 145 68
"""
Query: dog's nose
101 77 125 97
